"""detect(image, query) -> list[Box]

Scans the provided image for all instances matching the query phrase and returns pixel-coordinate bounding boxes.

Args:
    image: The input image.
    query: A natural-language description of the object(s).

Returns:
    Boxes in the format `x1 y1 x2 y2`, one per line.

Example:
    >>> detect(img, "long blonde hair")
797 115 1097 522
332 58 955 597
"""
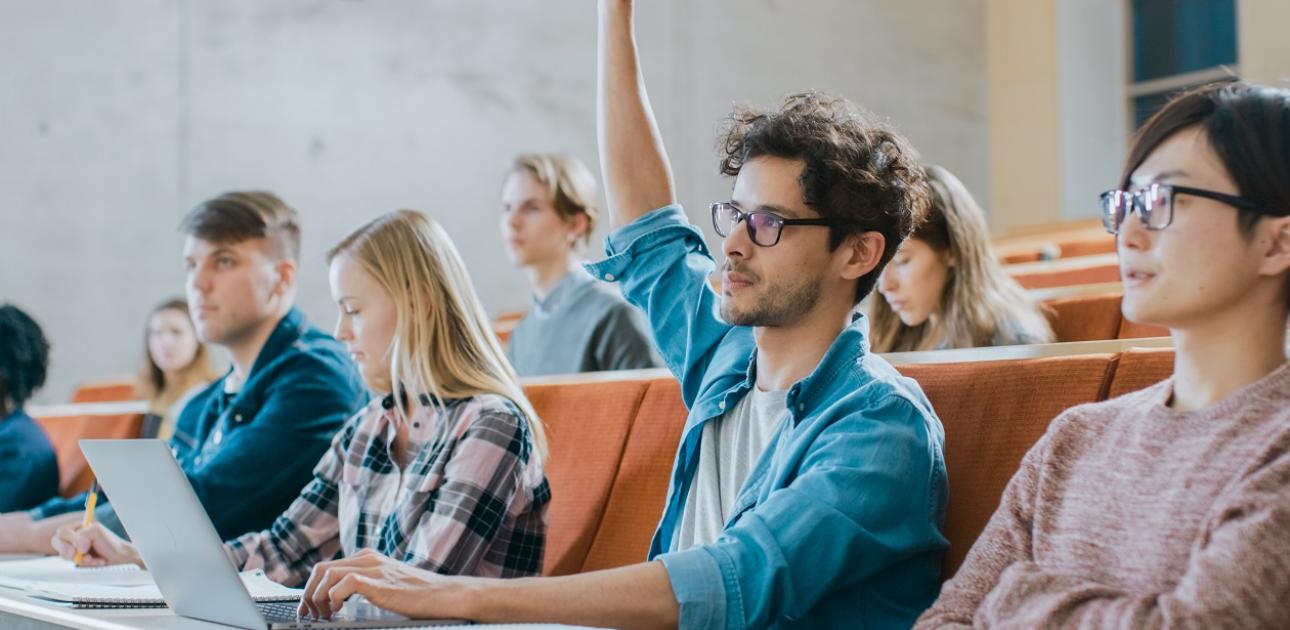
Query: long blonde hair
327 210 548 460
869 165 1053 352
138 297 219 414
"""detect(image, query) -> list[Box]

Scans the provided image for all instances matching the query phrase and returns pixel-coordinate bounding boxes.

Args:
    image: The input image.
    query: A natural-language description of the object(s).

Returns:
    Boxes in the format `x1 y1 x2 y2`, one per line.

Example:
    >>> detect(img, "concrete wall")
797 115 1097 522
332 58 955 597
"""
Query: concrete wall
0 0 986 403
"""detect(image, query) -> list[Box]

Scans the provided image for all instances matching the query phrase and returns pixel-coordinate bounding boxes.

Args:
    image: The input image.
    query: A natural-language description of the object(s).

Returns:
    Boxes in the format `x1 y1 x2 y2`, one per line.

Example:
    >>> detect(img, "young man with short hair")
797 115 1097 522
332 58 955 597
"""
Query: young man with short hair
0 191 367 551
293 3 947 628
500 152 660 376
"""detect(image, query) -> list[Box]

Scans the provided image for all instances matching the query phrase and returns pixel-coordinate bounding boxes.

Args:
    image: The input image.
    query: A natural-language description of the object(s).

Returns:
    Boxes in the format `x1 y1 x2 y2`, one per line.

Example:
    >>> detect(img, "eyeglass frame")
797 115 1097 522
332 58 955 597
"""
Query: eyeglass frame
1098 183 1281 235
709 201 837 247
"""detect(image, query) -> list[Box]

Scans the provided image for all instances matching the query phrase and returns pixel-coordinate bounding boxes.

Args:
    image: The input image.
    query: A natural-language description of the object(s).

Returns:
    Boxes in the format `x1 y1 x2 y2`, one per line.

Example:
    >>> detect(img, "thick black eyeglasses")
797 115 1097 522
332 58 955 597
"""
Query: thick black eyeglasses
1099 183 1283 235
710 202 835 247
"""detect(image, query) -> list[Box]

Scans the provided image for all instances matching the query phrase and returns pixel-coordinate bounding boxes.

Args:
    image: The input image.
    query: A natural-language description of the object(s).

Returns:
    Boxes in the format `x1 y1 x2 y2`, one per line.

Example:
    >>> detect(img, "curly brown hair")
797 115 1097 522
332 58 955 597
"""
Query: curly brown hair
718 91 930 303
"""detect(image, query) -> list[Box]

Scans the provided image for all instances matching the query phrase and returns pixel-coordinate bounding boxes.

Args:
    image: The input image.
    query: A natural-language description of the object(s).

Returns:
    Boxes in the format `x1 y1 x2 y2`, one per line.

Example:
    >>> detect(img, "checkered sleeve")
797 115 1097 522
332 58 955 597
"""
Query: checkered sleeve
224 409 361 586
403 402 543 576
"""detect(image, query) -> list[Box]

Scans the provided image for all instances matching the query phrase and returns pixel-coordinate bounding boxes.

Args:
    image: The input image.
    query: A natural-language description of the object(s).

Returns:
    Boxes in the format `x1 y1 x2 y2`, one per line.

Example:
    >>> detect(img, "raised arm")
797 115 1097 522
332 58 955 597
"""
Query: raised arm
598 0 677 227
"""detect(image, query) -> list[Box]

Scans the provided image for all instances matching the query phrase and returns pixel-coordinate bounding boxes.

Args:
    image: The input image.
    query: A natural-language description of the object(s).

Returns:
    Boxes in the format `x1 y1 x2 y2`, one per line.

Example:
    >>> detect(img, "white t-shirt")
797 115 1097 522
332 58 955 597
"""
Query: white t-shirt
674 386 789 550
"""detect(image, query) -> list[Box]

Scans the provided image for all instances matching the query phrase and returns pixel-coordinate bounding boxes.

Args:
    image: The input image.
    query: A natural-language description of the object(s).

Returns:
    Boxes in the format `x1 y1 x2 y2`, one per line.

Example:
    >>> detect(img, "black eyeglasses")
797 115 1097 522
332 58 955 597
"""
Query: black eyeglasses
1099 183 1282 235
710 202 835 247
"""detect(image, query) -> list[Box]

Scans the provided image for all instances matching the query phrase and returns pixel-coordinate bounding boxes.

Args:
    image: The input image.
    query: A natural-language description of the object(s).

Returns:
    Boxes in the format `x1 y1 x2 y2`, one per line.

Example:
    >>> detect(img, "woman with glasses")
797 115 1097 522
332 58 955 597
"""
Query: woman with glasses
917 81 1290 627
866 165 1053 352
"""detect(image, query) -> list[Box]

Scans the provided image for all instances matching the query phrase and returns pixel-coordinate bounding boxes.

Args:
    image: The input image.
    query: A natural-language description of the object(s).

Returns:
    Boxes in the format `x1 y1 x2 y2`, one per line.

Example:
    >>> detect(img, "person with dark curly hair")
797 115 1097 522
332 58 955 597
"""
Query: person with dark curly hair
291 2 948 628
0 304 59 512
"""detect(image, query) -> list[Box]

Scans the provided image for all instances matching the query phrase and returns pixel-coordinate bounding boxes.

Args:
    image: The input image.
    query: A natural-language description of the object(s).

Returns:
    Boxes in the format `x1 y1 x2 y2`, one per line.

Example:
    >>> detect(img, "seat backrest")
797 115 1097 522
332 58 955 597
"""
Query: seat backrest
1011 260 1121 289
1043 293 1124 342
1106 347 1175 399
33 412 146 496
581 377 688 573
525 379 650 576
70 379 138 403
1116 317 1169 340
896 353 1118 580
1056 234 1115 258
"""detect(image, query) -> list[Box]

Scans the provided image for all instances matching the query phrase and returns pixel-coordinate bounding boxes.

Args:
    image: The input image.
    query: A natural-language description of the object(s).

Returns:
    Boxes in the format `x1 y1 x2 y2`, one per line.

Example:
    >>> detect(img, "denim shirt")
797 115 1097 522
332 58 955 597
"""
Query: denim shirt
585 206 949 630
31 307 369 541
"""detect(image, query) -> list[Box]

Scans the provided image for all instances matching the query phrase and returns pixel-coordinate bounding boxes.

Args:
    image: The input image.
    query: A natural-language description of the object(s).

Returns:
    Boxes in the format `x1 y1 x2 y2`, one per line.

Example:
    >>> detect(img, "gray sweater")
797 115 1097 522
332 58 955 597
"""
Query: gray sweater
507 268 661 377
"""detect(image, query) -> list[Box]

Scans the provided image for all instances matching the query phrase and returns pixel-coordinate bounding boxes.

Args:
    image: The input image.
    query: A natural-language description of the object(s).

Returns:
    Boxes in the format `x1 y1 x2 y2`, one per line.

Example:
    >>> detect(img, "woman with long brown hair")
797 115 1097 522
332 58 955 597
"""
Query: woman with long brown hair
137 297 219 439
870 165 1053 352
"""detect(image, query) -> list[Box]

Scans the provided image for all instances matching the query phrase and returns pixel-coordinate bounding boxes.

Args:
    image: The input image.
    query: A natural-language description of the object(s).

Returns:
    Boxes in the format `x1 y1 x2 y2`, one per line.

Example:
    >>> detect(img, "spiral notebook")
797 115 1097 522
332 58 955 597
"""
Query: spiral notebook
0 556 151 590
24 569 300 609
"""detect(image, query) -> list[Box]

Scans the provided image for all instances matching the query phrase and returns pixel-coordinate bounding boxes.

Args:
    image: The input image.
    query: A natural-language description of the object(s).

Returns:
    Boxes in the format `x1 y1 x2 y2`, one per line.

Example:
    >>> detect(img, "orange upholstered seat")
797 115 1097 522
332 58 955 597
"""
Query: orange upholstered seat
1117 317 1170 340
1106 347 1175 399
70 379 138 403
1043 293 1124 342
895 354 1119 579
526 378 651 576
33 410 146 496
1011 260 1121 289
580 377 688 572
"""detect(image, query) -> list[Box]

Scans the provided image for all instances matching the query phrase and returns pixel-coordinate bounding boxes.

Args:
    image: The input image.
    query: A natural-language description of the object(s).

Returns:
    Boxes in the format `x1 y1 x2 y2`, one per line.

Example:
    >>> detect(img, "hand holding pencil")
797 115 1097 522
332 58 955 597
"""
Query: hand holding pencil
50 484 145 569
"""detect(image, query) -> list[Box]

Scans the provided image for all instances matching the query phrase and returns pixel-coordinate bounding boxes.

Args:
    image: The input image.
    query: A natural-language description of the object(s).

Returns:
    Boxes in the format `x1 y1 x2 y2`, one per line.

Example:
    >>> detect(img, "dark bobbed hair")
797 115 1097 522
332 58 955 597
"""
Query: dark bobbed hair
0 304 50 416
1121 81 1290 235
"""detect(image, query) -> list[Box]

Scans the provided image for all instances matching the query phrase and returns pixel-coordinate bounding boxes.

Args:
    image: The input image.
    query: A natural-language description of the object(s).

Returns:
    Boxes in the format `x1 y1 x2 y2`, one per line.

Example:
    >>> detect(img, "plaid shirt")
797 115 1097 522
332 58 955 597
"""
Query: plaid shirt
226 392 550 586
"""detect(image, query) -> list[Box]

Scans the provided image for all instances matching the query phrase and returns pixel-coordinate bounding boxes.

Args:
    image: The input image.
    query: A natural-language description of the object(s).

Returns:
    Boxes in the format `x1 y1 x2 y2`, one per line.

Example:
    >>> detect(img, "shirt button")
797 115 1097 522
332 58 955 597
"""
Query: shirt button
413 422 421 428
797 404 805 412
718 401 726 410
234 414 243 422
212 430 223 446
604 273 615 281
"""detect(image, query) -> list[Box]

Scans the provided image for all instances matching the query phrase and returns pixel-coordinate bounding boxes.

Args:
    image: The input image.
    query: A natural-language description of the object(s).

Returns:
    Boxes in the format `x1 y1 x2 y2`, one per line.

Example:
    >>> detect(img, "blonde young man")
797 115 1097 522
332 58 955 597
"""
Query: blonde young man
501 153 660 376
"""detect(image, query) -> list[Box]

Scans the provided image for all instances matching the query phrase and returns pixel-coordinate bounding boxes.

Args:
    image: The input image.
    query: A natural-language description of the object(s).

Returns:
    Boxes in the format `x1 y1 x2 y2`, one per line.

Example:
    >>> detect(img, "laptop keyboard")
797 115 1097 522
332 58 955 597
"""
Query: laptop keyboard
258 600 305 623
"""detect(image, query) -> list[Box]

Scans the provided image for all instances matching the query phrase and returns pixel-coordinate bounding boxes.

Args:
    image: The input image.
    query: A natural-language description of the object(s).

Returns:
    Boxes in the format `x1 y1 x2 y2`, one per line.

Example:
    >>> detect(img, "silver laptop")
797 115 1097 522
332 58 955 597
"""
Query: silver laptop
79 439 467 629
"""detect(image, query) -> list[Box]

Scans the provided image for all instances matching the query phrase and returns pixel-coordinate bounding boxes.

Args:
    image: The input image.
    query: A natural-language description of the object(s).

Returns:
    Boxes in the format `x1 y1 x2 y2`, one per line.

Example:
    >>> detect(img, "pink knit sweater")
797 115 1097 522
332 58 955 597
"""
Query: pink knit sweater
917 362 1290 629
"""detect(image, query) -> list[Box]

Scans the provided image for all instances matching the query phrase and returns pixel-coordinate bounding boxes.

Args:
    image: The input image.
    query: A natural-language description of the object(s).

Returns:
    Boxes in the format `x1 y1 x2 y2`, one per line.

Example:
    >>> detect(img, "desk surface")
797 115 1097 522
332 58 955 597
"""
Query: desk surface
0 574 597 630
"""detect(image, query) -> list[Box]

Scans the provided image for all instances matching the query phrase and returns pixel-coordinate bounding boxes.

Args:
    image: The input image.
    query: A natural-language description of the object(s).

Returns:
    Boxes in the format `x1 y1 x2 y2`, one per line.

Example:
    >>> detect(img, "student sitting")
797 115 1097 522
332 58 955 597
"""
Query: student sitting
55 209 550 584
137 297 219 440
916 81 1290 627
0 191 367 553
870 164 1053 352
0 304 59 513
500 152 660 376
288 2 947 627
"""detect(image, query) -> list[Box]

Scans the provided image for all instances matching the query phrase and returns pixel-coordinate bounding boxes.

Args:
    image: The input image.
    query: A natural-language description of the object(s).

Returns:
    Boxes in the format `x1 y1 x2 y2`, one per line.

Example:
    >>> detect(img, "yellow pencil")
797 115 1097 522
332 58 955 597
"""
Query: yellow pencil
72 481 99 567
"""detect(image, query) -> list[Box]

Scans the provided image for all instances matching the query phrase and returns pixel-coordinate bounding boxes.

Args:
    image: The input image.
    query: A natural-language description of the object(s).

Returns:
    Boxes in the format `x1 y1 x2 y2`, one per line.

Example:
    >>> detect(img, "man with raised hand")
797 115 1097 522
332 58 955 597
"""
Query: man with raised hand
296 2 947 628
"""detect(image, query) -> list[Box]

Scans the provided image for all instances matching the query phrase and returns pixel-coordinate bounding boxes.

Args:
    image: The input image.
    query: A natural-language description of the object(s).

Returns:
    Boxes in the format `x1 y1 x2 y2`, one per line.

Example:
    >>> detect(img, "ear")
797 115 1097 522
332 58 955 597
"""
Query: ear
273 258 298 296
1259 216 1290 277
837 231 886 282
567 213 590 245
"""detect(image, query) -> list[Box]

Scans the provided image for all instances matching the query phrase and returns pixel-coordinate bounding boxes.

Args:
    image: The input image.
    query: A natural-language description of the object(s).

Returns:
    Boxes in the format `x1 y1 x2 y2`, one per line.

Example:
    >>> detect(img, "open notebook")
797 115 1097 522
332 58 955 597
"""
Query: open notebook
0 556 299 609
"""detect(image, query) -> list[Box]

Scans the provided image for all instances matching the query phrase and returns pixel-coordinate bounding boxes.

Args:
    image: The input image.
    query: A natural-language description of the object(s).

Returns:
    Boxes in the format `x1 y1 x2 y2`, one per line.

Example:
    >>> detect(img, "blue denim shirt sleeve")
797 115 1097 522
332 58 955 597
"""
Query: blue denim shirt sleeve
658 394 946 629
584 205 735 406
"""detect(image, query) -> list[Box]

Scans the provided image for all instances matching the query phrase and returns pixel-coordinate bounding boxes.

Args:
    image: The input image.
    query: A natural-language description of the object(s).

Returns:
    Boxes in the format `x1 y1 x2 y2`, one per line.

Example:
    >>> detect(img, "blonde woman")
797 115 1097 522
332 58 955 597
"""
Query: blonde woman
54 210 551 586
137 297 219 440
870 165 1053 352
500 153 660 376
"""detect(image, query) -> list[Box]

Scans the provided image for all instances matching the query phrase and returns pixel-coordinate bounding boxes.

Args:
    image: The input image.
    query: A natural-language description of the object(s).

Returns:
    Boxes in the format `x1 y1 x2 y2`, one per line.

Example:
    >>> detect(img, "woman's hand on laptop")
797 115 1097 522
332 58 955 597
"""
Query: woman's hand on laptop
51 522 144 568
299 548 476 621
